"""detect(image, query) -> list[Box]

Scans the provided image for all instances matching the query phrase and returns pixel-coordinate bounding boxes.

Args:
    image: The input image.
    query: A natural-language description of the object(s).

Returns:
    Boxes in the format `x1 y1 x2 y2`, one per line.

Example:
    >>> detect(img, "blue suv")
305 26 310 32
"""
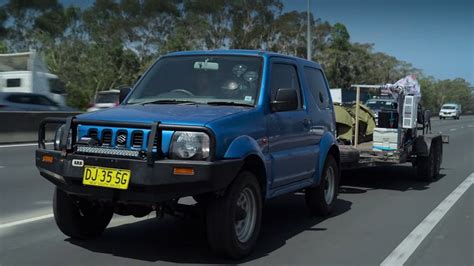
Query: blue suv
36 50 340 259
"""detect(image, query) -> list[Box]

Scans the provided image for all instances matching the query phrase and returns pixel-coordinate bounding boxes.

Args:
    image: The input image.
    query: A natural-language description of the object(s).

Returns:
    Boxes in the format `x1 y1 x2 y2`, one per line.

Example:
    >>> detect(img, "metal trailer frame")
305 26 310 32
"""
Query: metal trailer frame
339 84 447 171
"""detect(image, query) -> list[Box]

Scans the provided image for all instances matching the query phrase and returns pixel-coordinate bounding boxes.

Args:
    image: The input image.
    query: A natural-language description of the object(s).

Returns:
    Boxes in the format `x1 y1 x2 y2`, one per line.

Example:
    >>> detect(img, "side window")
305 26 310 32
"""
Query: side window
6 78 21 88
34 95 57 106
6 94 33 104
304 67 330 109
270 63 302 109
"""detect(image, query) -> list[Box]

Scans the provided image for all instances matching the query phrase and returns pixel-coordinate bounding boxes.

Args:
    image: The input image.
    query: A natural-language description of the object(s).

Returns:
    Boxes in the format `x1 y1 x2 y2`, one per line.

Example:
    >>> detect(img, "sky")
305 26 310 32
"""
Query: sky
284 0 473 85
1 0 472 84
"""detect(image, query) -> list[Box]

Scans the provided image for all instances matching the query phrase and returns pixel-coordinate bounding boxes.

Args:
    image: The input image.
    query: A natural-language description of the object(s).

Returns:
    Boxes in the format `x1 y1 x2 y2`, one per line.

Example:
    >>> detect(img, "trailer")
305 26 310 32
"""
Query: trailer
338 83 448 181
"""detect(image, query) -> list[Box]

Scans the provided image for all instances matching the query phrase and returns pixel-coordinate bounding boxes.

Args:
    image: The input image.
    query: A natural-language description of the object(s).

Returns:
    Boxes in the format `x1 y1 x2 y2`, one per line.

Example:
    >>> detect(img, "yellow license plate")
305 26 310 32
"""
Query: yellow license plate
83 166 131 190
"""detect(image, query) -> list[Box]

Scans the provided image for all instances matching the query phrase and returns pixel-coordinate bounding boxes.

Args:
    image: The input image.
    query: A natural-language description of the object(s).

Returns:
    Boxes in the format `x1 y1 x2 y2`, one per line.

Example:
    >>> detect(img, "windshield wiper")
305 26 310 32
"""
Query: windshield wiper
206 101 254 107
140 99 198 105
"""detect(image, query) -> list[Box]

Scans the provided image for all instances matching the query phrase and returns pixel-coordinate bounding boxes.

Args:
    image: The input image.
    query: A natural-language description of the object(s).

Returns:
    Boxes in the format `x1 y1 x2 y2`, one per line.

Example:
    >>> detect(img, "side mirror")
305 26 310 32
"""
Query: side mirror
119 86 132 103
270 88 298 112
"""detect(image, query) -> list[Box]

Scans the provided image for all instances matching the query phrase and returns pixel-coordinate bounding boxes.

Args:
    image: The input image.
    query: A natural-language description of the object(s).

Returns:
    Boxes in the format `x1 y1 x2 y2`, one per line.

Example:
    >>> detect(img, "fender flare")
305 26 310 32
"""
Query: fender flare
315 132 339 185
223 135 269 196
223 135 266 161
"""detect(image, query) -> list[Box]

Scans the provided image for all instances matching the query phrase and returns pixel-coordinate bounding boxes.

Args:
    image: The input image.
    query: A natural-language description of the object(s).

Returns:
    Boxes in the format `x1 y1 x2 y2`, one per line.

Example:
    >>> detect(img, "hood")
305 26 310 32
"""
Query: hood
77 104 251 126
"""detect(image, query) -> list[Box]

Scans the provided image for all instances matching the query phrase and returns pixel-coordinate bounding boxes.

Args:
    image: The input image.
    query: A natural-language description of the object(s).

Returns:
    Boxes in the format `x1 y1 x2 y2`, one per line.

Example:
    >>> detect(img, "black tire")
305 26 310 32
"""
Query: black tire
206 171 262 259
305 155 340 217
416 145 436 181
53 187 113 239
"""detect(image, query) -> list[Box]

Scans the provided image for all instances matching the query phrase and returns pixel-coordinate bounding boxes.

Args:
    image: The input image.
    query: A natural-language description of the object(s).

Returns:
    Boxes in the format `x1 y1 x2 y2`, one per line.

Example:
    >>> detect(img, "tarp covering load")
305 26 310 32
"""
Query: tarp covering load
334 103 376 144
334 104 353 143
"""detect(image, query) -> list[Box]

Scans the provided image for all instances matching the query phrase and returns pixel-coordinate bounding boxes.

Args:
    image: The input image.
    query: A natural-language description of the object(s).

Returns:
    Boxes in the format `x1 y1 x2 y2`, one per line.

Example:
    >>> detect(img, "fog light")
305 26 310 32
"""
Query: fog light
42 155 54 163
173 167 195 176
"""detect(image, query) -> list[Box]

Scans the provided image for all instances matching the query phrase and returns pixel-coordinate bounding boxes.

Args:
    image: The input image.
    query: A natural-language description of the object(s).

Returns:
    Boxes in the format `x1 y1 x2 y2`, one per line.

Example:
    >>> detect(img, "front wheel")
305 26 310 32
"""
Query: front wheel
206 171 262 259
53 188 113 239
305 155 340 216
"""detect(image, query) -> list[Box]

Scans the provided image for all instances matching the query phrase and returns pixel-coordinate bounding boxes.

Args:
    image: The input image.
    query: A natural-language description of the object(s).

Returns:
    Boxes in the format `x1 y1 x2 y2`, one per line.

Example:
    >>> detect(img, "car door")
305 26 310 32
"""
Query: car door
265 59 318 188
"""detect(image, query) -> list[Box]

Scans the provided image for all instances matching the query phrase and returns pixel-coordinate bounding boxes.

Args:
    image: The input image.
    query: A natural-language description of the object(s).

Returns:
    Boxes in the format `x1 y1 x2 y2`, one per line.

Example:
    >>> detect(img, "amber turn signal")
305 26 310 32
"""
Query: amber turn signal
42 155 54 163
173 167 195 175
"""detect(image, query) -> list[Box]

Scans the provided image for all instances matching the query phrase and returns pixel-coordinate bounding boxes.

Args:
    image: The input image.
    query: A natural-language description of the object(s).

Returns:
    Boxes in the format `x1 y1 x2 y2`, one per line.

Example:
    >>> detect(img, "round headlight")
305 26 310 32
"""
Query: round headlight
170 132 210 160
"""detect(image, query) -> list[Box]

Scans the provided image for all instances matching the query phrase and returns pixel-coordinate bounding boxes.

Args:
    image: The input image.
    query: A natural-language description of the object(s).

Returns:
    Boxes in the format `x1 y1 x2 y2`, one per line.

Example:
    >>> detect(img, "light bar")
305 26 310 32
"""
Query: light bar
76 146 141 158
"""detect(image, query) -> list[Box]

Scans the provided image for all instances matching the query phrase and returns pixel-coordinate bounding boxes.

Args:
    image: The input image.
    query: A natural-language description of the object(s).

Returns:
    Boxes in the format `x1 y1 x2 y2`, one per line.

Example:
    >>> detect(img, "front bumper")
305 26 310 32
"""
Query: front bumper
36 149 243 204
439 112 456 117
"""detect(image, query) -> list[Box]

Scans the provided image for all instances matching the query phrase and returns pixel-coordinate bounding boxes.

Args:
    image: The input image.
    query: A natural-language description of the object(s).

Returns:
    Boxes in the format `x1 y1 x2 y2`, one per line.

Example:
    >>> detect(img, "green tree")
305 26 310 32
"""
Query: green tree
228 0 283 49
182 0 231 50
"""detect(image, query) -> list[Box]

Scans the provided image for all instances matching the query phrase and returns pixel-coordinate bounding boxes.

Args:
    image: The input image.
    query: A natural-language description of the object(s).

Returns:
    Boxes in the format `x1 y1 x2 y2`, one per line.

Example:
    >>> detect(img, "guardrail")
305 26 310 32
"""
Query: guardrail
0 111 82 144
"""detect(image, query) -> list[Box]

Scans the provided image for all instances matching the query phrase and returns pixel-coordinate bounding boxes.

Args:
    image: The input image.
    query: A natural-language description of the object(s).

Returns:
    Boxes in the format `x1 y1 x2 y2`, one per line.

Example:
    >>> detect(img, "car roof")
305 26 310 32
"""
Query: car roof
0 92 46 97
164 49 322 69
97 90 120 94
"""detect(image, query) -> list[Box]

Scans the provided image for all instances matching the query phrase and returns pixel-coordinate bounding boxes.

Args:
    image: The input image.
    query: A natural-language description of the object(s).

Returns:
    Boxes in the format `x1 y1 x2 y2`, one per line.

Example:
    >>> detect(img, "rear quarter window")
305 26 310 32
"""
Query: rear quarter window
303 67 330 109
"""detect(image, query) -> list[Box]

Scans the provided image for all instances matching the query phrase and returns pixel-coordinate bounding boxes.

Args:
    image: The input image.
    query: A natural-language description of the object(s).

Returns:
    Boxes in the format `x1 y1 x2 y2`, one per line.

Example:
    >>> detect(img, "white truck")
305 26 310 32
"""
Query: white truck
0 51 66 105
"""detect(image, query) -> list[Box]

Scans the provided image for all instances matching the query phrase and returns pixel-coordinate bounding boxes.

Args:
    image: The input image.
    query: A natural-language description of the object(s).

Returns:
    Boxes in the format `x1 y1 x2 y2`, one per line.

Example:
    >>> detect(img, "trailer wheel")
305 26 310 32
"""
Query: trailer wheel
416 144 437 182
305 155 340 216
205 171 262 259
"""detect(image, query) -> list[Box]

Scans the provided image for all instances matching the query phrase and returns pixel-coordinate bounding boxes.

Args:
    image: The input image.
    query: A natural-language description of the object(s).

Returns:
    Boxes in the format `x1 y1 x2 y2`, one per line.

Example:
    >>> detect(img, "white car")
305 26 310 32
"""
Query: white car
87 90 120 112
439 103 461 120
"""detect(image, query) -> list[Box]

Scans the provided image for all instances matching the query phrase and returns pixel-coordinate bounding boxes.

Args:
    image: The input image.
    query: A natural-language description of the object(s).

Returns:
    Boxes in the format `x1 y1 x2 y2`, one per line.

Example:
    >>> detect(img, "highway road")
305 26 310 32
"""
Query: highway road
1 116 473 265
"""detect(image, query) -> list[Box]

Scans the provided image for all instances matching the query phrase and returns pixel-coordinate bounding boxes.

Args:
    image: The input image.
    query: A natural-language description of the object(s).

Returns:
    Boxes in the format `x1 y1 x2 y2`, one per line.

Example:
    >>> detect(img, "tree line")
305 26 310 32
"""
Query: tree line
0 0 472 112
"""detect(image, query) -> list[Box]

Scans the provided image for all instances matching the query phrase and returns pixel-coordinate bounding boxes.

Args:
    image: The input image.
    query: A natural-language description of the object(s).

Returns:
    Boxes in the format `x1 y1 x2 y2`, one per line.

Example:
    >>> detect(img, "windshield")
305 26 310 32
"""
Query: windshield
442 105 456 110
365 100 397 110
127 55 262 106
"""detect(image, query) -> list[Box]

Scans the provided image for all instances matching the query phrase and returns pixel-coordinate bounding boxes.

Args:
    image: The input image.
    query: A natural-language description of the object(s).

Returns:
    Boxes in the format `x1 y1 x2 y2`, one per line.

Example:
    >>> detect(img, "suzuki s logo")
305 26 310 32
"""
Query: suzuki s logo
117 134 127 145
72 159 84 167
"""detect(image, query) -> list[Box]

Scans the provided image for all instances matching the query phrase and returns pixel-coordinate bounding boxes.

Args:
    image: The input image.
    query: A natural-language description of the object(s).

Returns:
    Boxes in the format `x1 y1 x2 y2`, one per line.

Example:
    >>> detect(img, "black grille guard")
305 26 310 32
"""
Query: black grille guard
38 117 216 165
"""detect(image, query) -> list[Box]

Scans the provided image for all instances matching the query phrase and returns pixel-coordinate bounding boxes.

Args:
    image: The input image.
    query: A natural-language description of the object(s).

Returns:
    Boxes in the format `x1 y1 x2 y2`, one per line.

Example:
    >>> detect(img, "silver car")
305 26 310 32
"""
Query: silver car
0 92 74 111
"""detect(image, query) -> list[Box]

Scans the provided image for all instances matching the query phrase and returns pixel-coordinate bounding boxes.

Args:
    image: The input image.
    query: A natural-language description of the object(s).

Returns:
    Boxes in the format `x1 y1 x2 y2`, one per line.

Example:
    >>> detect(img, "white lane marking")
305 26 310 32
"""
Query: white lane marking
0 212 154 230
381 173 474 266
0 142 53 148
468 125 474 128
0 213 54 229
0 166 4 169
449 128 457 132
